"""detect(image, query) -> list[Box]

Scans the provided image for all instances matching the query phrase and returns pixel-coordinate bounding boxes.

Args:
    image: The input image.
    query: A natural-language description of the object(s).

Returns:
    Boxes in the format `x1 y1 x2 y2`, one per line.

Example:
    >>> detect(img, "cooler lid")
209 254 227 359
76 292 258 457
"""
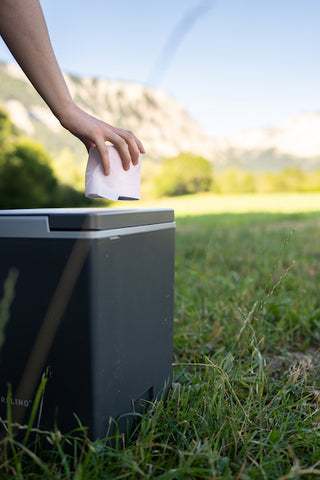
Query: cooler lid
0 208 174 231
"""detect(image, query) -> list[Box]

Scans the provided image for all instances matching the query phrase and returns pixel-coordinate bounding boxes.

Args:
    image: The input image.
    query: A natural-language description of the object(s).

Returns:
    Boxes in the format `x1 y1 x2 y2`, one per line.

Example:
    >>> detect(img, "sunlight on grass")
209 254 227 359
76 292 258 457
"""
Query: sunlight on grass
114 192 320 217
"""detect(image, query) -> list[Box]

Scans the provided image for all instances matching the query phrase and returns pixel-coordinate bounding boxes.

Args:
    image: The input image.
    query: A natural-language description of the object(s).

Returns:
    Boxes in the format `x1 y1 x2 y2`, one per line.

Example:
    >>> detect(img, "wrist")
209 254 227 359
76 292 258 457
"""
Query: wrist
56 99 79 129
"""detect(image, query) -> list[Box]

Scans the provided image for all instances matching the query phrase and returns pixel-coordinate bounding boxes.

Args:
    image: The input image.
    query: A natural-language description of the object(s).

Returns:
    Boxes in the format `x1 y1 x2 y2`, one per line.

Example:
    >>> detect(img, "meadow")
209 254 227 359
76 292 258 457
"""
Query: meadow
2 193 320 479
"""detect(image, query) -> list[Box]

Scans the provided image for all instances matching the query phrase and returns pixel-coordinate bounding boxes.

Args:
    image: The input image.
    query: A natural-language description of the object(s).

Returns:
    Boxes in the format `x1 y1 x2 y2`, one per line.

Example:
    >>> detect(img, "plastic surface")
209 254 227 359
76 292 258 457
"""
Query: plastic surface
0 208 174 231
0 208 175 439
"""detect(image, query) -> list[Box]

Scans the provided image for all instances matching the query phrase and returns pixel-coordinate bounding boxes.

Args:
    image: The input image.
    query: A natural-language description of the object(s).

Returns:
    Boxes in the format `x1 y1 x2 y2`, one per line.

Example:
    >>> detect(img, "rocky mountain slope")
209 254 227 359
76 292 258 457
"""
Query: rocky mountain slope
1 61 320 172
0 61 214 164
212 114 320 172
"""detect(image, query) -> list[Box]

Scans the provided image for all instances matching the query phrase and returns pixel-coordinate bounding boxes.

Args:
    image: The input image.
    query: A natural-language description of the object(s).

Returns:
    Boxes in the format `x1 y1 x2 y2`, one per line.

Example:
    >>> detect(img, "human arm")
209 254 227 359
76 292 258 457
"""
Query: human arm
0 0 145 174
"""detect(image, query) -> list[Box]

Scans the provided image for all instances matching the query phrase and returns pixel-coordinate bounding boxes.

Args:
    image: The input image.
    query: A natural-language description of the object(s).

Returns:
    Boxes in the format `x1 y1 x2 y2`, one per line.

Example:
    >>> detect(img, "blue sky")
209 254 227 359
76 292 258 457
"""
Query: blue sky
0 0 320 137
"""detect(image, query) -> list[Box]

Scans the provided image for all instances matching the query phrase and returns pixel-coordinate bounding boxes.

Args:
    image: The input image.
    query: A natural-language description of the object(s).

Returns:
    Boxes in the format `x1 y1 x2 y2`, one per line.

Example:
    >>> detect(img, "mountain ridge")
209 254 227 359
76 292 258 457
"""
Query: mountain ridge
1 61 320 173
0 61 214 164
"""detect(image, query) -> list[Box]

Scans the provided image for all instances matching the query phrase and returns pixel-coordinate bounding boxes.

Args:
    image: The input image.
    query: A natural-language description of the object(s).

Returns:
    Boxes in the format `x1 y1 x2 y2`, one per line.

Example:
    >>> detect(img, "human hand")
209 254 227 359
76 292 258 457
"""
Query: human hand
59 103 145 175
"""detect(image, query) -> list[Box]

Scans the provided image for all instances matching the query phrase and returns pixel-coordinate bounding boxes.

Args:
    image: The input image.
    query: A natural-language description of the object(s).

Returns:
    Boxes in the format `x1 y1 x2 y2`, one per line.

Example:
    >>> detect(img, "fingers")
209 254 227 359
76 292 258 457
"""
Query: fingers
112 135 132 171
62 105 145 175
95 139 110 175
95 129 144 176
117 130 140 166
106 126 145 173
135 136 146 155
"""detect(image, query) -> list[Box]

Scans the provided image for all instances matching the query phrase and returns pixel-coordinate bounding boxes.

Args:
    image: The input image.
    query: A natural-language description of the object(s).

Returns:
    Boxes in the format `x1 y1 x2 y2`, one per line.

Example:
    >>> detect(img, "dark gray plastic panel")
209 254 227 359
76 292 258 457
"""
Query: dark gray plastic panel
0 208 175 231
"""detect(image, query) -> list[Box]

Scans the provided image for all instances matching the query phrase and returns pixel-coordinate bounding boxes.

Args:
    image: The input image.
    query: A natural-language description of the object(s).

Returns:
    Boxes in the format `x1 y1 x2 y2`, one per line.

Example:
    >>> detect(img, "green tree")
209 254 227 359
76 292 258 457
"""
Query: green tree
0 107 17 148
154 153 212 197
0 138 59 208
0 109 99 208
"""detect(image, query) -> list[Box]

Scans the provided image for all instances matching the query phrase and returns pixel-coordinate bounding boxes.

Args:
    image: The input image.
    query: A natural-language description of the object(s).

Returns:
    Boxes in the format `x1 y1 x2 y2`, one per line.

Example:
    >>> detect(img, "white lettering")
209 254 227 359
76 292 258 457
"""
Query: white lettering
0 395 32 407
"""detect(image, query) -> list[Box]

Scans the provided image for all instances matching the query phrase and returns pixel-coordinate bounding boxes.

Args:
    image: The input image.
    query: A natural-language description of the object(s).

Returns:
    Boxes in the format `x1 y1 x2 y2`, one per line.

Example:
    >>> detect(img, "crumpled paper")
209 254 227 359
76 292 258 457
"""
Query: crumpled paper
85 145 141 201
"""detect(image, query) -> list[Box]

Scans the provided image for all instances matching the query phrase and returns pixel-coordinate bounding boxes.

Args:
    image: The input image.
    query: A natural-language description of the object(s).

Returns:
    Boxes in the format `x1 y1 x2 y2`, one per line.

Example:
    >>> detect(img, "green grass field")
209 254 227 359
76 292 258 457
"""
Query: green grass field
2 193 320 479
118 192 320 216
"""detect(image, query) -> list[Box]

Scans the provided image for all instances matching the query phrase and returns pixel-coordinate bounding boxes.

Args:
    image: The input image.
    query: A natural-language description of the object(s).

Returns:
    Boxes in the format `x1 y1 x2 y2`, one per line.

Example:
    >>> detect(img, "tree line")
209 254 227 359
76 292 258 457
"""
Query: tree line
0 108 101 209
153 153 320 196
2 105 320 206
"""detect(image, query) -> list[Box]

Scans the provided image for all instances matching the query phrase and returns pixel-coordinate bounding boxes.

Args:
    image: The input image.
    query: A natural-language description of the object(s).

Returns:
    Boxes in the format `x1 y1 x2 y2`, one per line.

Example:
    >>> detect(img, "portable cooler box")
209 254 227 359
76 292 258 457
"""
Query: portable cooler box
0 208 175 439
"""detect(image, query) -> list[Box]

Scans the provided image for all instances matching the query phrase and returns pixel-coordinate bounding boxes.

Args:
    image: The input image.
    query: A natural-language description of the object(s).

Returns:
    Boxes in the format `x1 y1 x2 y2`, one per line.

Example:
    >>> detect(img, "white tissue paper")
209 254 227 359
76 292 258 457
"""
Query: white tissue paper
85 145 141 201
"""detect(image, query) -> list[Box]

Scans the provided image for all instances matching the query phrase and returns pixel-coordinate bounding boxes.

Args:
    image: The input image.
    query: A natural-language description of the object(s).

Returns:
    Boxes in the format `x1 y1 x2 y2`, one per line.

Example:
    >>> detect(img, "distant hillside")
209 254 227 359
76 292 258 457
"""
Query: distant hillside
1 61 320 173
212 114 320 172
0 61 214 164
